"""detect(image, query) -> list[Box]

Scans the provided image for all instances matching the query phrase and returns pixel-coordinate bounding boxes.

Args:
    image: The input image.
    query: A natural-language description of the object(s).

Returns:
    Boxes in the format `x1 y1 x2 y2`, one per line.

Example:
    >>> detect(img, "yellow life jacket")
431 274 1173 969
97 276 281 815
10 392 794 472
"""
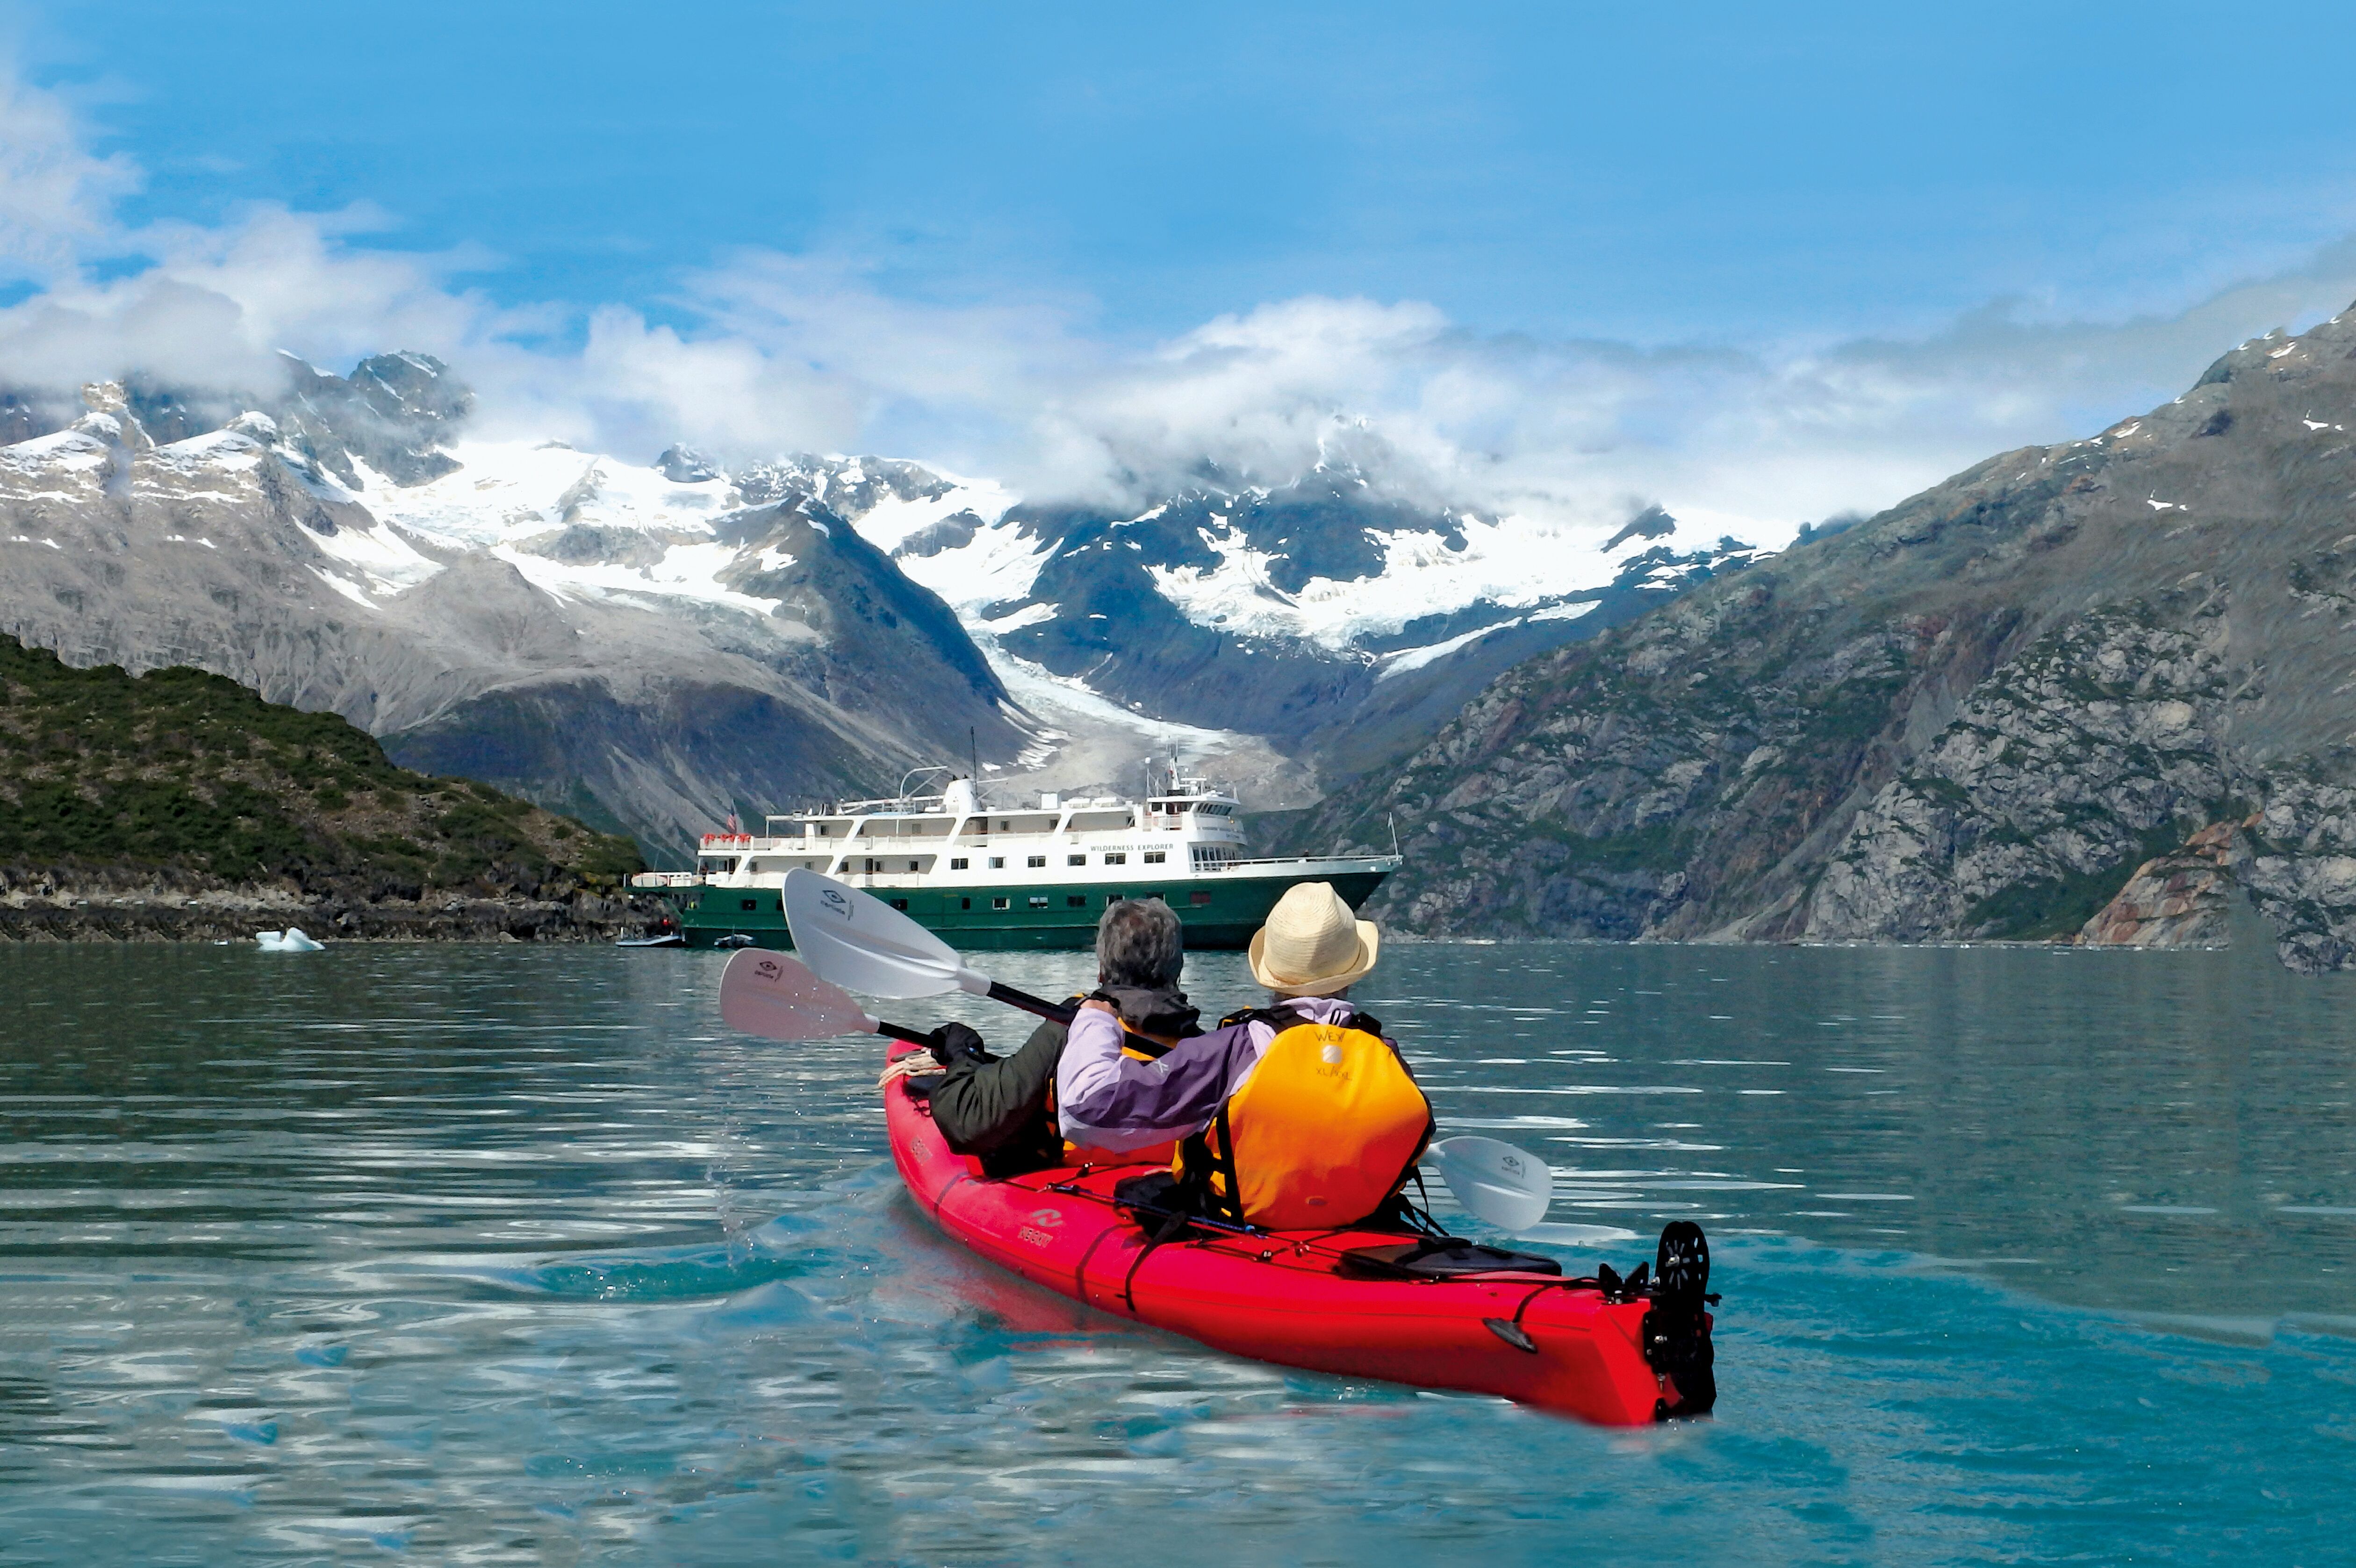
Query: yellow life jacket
1178 1014 1432 1230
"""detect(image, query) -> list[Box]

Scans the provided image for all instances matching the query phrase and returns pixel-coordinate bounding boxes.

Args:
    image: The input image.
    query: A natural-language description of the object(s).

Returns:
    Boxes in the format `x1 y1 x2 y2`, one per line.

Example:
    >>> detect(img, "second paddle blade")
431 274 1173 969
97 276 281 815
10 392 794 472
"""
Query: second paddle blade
782 868 978 998
1428 1136 1554 1235
718 949 879 1041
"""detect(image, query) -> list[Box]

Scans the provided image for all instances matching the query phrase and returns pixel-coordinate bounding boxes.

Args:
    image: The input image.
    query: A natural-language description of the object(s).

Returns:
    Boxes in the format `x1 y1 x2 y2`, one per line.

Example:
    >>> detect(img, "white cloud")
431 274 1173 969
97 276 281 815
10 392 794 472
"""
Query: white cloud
0 70 137 284
1 68 2353 546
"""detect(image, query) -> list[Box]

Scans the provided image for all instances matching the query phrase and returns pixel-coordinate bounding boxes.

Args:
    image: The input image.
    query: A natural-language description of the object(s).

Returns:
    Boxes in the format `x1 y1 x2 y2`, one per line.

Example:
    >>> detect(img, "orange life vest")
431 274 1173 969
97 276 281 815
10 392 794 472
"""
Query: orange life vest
1177 1015 1432 1230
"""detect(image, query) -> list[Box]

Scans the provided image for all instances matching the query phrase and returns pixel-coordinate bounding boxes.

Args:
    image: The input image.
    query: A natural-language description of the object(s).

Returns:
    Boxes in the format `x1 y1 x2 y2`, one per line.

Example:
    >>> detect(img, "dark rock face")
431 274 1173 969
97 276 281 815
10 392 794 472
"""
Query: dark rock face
274 352 472 488
656 444 722 483
1601 504 1677 553
1294 305 2356 970
2234 780 2356 973
385 495 1025 845
1807 597 2236 943
734 455 956 514
0 388 66 445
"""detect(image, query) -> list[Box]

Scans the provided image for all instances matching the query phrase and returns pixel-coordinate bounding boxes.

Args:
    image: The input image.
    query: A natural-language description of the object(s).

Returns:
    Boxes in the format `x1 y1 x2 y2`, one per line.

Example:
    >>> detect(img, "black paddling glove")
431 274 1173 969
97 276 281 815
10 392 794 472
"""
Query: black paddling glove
928 1022 993 1067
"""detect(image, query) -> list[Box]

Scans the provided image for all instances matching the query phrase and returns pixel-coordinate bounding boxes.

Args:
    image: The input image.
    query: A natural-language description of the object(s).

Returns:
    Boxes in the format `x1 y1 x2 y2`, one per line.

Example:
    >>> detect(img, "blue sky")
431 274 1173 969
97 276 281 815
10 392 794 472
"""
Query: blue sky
6 2 2356 530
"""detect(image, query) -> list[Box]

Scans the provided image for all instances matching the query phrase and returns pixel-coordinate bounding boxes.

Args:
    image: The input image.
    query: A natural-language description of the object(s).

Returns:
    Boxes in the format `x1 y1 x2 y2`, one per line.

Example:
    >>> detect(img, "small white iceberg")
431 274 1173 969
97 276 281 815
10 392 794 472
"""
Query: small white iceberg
255 928 325 952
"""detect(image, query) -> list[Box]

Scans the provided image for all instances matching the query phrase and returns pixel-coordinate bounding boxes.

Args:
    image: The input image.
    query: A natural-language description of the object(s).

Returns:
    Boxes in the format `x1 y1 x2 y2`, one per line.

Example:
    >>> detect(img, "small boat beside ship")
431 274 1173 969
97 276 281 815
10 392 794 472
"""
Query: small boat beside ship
630 767 1401 950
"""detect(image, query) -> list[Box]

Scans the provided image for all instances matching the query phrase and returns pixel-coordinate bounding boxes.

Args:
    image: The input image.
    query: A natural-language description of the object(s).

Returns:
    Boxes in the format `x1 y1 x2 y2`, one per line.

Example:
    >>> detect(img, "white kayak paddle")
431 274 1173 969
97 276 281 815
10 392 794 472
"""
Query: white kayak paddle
718 949 933 1046
1425 1136 1554 1235
783 867 1088 1027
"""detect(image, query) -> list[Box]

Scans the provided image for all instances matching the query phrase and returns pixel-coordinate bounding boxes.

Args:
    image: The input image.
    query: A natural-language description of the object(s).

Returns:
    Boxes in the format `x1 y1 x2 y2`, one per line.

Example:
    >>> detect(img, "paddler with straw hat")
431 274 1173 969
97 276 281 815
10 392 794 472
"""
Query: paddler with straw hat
895 881 1416 1225
1245 879 1380 999
1054 882 1429 1236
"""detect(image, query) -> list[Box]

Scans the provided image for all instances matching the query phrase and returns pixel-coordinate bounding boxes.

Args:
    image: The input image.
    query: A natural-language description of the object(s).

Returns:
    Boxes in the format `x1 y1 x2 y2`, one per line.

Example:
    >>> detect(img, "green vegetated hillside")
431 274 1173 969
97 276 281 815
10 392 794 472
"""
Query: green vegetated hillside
1292 302 2356 973
0 633 643 902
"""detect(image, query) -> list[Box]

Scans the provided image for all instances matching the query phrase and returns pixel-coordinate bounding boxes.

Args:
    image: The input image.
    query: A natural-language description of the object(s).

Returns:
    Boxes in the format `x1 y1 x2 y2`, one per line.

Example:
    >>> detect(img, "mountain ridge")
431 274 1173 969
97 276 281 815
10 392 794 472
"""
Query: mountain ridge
1282 304 2356 971
0 364 1027 860
0 356 1756 861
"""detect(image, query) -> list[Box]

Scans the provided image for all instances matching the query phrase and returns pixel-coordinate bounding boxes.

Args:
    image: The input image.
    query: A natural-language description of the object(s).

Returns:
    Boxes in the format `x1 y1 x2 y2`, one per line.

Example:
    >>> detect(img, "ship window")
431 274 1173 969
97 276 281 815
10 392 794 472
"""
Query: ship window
1144 851 1166 864
890 898 909 911
1145 891 1164 902
992 896 1010 910
950 858 969 870
1190 892 1212 906
1027 855 1047 868
1067 895 1087 908
907 860 921 872
864 858 881 873
989 856 1005 869
1029 895 1049 909
998 821 1011 831
1104 852 1126 865
1105 893 1121 905
1067 853 1085 866
740 898 758 911
961 897 971 910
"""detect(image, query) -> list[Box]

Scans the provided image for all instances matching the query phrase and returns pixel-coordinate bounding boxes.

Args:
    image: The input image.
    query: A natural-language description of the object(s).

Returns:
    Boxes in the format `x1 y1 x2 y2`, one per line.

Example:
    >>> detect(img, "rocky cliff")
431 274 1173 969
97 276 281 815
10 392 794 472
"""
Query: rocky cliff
1291 304 2356 971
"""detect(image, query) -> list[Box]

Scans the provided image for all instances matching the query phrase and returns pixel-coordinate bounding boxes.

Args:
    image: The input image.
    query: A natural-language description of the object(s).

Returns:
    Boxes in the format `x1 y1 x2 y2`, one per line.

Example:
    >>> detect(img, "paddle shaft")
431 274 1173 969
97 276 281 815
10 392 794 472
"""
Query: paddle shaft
983 979 1187 1057
873 1019 936 1048
985 980 1076 1026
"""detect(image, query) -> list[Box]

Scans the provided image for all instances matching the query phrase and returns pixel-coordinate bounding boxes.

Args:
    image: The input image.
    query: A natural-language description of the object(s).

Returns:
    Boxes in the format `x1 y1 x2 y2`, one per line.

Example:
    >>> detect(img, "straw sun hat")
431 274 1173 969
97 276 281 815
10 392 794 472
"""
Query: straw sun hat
1247 881 1380 997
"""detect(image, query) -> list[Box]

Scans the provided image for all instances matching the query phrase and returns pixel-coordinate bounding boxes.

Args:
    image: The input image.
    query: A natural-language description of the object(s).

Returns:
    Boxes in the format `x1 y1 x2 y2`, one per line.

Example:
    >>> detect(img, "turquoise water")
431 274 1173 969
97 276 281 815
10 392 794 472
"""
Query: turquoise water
1 934 2351 1564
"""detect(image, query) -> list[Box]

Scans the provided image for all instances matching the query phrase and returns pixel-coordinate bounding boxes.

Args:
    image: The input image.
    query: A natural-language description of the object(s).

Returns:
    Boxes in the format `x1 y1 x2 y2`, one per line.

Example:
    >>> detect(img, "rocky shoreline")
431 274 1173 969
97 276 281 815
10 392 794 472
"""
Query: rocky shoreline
0 868 676 944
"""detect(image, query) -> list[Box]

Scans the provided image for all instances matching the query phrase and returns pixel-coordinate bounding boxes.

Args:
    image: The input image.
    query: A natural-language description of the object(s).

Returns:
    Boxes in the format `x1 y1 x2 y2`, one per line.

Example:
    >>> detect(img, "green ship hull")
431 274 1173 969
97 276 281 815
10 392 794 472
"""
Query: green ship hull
674 867 1391 952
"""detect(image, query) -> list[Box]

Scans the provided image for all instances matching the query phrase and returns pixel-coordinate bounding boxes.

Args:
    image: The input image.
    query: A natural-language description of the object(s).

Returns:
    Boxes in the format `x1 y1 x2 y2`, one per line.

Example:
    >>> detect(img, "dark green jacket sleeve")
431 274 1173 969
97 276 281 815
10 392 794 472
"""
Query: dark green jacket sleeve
925 1017 1066 1163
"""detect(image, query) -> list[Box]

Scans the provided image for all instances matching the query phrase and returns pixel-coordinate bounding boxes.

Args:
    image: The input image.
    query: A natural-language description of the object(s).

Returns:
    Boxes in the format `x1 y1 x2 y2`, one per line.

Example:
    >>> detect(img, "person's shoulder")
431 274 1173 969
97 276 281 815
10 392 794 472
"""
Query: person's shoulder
1179 1014 1267 1054
1026 1012 1073 1050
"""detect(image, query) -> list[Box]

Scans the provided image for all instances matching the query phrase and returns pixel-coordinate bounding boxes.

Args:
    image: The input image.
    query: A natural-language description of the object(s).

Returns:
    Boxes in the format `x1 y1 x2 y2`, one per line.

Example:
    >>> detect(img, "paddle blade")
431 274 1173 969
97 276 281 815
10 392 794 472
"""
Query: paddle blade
1427 1136 1553 1235
782 869 984 998
718 949 882 1041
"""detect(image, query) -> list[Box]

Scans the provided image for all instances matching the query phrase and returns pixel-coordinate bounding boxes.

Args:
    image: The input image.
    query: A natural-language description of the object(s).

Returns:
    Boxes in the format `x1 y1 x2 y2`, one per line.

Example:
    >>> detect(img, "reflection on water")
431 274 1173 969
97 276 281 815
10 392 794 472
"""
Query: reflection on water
0 932 2349 1563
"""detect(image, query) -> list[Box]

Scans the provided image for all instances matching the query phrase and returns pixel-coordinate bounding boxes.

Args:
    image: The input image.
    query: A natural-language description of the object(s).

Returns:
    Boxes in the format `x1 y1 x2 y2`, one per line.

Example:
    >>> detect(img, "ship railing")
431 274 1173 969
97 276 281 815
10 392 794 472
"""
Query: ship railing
1187 853 1405 873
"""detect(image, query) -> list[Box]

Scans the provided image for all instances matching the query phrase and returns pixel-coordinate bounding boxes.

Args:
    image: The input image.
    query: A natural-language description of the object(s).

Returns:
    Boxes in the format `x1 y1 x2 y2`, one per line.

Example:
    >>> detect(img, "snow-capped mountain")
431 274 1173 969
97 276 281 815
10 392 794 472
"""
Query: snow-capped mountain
608 442 1761 778
0 361 1020 857
857 474 1757 779
0 351 1754 855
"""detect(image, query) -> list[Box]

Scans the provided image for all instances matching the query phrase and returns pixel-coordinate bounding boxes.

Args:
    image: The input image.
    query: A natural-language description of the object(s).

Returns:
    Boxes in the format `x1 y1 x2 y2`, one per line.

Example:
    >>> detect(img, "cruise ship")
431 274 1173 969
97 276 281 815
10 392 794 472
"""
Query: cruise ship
630 768 1401 950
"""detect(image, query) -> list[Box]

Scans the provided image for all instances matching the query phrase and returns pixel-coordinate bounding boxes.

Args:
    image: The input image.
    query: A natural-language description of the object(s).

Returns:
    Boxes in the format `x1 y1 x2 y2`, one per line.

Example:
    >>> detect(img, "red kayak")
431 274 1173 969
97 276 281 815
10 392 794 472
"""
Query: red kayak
884 1046 1715 1425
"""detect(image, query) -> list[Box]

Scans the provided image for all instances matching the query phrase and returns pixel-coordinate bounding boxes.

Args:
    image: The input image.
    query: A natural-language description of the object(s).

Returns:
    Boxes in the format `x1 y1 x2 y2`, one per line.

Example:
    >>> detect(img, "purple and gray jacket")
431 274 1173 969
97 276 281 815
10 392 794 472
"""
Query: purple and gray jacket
1056 995 1365 1154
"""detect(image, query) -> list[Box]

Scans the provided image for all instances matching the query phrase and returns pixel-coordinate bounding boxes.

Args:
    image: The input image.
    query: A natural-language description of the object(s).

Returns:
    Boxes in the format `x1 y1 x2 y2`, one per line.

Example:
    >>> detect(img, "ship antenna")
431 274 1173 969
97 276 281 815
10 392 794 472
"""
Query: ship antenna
970 726 982 809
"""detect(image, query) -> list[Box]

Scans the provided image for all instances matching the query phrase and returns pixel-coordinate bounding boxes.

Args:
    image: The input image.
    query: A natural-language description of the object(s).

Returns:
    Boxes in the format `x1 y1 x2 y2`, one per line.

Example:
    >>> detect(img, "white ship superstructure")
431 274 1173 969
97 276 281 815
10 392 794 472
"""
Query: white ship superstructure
635 768 1401 950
